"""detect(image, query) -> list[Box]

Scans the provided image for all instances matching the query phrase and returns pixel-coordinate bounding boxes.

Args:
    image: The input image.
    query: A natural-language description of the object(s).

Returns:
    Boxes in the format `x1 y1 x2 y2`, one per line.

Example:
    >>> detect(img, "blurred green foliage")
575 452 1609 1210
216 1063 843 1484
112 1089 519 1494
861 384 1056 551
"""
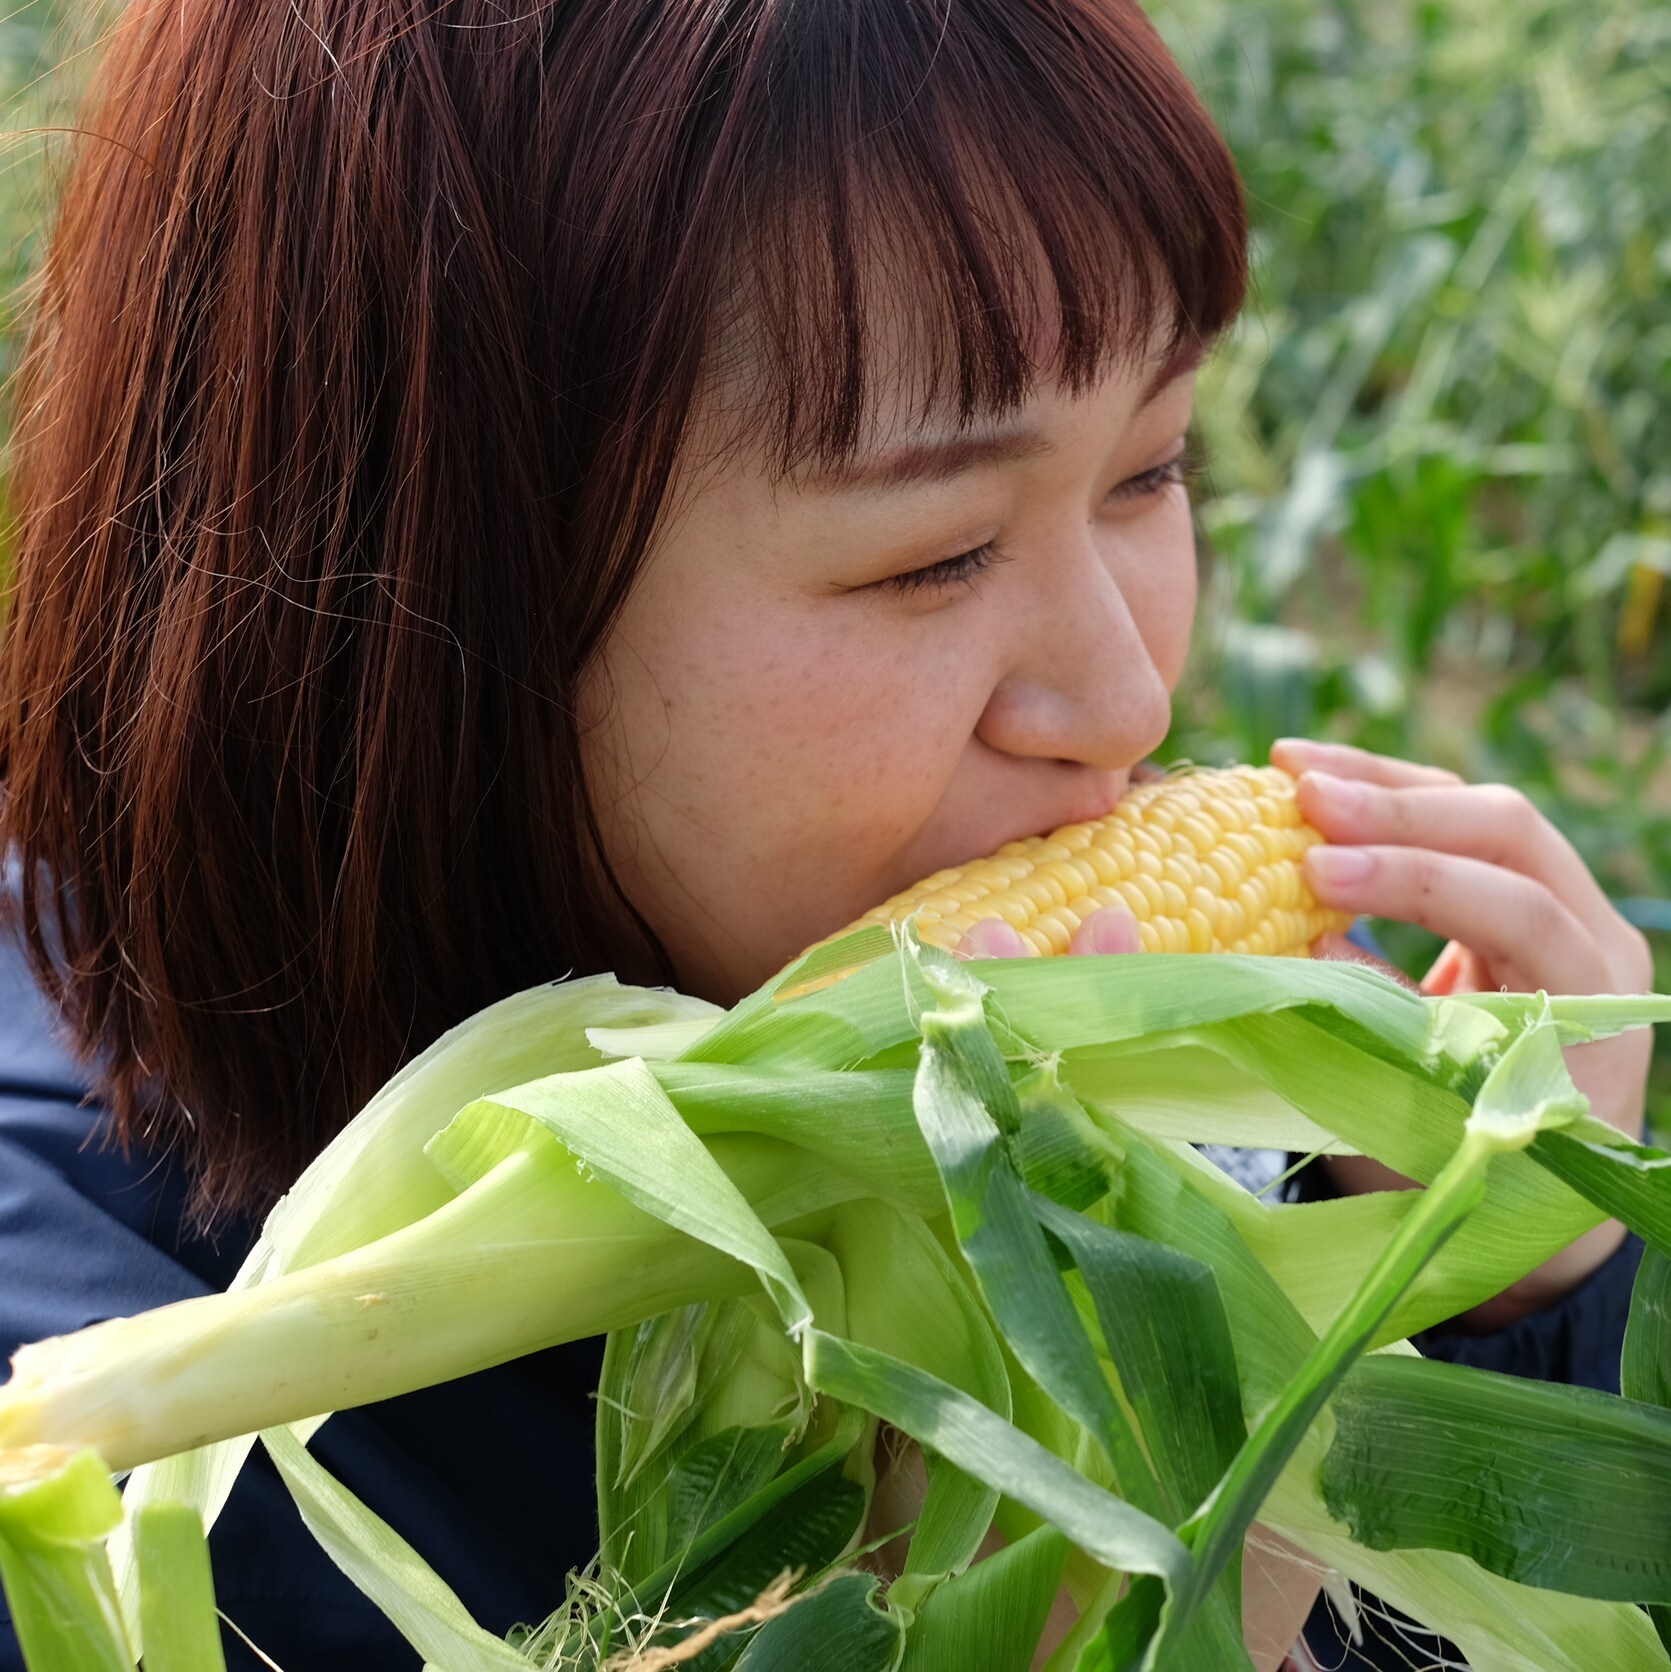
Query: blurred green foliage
3 1 1669 1123
1152 0 1671 1128
0 2 101 354
0 1 111 584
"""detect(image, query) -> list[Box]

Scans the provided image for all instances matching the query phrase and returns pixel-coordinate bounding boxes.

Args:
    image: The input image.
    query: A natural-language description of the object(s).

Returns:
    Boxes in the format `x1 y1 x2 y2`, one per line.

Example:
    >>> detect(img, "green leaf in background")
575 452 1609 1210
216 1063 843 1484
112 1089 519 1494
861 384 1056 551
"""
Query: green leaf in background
1146 0 1671 1140
0 1450 130 1672
132 1503 226 1672
1321 1354 1671 1601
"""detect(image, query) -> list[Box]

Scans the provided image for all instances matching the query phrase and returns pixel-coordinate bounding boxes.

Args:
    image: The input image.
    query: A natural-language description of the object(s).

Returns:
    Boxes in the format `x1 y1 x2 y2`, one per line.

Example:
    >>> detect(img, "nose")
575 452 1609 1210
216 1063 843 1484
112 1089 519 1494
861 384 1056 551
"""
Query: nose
972 525 1178 773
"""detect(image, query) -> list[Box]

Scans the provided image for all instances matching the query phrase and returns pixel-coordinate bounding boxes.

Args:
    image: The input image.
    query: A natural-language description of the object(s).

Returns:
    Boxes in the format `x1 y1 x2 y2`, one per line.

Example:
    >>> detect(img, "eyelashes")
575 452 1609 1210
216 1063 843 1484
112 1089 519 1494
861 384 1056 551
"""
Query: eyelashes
878 440 1204 597
1117 443 1205 502
880 542 1011 595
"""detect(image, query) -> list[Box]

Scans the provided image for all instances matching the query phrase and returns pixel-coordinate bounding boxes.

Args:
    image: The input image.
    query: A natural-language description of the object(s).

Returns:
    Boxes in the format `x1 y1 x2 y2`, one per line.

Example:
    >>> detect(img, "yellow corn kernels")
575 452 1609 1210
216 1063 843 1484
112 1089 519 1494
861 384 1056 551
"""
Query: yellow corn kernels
828 764 1351 960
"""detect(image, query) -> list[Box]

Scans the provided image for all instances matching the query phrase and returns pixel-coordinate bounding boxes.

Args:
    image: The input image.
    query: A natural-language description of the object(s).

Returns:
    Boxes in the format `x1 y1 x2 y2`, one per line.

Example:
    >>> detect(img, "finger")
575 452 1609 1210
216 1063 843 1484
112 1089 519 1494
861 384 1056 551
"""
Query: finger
1067 906 1141 956
954 918 1032 960
1296 773 1619 943
1303 845 1615 994
1310 930 1419 991
1272 737 1462 790
1420 938 1486 996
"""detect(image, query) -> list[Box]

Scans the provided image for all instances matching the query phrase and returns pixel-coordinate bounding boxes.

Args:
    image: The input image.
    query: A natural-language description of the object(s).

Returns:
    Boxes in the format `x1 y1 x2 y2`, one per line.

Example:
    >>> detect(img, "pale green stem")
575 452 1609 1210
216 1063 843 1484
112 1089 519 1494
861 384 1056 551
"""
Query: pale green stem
0 1149 749 1481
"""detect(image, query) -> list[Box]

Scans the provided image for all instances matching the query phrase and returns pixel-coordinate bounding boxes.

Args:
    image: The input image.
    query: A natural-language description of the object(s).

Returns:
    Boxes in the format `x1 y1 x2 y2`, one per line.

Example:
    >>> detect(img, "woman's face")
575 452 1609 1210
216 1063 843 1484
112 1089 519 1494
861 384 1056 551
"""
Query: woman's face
579 337 1203 1007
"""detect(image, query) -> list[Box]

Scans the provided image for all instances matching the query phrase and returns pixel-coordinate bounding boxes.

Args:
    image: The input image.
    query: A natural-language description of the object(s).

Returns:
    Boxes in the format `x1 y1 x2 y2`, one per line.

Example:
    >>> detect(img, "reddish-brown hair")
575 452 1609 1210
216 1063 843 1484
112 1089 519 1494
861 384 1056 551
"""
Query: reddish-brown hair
0 0 1246 1226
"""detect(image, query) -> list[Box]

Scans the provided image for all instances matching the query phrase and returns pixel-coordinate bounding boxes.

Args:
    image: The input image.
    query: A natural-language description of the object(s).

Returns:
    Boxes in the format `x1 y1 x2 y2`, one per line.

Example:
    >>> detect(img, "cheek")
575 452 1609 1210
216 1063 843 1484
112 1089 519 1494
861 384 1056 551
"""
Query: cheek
1119 499 1198 690
668 600 961 843
582 566 979 966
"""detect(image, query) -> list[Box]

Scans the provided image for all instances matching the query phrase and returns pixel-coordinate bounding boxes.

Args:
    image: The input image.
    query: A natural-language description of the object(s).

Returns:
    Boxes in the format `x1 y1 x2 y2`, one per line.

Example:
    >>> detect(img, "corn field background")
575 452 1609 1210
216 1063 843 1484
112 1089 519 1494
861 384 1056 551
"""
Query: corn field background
2 0 1668 1132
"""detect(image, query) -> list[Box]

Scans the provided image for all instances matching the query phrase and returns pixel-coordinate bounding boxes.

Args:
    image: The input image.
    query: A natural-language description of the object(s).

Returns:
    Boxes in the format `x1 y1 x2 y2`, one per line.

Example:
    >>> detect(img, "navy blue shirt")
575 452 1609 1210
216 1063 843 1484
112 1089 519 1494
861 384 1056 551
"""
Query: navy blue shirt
0 932 604 1670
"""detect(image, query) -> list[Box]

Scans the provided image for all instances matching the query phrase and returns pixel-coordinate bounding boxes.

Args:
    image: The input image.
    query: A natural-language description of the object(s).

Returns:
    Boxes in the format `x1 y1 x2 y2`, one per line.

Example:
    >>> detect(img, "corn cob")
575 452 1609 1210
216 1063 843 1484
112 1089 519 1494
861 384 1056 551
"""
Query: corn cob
827 764 1351 961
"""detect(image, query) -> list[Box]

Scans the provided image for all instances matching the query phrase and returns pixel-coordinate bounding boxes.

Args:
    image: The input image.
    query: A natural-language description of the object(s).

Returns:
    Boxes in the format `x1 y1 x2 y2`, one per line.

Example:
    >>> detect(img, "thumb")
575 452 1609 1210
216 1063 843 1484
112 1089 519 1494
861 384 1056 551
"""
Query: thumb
1068 906 1142 955
954 917 1032 960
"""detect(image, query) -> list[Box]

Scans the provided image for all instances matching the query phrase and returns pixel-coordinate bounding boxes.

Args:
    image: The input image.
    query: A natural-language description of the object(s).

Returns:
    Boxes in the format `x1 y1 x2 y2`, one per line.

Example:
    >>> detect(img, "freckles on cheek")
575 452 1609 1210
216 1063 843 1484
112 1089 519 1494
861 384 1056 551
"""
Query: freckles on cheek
639 606 853 788
733 619 965 849
815 641 970 840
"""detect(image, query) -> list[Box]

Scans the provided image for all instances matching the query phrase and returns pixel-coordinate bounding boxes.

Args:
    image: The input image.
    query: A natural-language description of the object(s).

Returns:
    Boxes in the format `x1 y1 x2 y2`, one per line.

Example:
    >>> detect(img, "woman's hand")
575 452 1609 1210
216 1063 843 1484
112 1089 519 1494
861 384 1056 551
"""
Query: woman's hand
1272 736 1654 1320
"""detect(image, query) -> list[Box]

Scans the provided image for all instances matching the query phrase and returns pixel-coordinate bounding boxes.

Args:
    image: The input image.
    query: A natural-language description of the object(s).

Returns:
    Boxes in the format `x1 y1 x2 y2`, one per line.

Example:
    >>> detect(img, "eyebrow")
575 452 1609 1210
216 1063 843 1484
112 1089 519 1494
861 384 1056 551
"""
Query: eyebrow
1141 338 1208 405
816 339 1209 495
816 428 1053 493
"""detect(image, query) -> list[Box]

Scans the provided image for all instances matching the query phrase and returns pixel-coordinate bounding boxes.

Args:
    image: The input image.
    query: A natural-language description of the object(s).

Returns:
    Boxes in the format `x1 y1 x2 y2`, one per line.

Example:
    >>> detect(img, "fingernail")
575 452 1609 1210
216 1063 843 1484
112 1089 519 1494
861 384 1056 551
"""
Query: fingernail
1088 909 1140 955
1305 771 1367 814
959 918 1026 959
1308 846 1374 888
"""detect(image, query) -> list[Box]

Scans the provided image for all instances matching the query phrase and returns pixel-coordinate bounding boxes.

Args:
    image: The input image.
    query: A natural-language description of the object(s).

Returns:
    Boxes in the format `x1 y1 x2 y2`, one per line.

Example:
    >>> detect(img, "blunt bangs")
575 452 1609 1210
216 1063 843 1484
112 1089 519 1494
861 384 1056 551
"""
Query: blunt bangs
710 0 1248 470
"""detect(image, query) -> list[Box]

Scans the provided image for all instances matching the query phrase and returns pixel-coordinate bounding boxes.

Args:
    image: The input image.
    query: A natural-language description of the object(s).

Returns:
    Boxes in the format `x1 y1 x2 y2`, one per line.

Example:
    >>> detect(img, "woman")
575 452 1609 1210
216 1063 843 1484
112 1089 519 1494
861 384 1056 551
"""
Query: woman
0 1 1650 1667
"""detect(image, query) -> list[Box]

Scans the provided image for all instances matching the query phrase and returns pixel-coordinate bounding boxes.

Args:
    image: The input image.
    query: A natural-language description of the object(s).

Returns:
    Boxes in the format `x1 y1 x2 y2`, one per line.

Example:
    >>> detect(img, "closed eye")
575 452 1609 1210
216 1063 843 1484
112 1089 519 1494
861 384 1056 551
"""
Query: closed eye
1111 439 1205 502
878 542 1009 595
877 438 1204 595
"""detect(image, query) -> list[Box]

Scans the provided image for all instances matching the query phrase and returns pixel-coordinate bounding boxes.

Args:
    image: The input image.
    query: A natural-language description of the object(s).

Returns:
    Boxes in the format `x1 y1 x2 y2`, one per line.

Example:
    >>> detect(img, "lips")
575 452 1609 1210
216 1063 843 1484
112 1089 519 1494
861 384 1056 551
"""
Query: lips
929 792 1128 878
991 778 1130 848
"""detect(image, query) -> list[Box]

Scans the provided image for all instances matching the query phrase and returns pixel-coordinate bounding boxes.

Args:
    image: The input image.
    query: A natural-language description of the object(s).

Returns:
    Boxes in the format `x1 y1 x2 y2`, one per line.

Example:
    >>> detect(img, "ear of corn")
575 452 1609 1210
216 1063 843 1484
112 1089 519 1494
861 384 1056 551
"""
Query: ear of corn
833 764 1353 960
3 783 1671 1671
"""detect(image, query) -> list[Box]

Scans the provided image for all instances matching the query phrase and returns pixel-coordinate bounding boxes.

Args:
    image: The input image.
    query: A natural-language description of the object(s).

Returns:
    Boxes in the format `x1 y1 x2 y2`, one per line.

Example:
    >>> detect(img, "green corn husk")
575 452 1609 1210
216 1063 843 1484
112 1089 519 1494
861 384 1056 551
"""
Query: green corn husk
2 930 1671 1672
